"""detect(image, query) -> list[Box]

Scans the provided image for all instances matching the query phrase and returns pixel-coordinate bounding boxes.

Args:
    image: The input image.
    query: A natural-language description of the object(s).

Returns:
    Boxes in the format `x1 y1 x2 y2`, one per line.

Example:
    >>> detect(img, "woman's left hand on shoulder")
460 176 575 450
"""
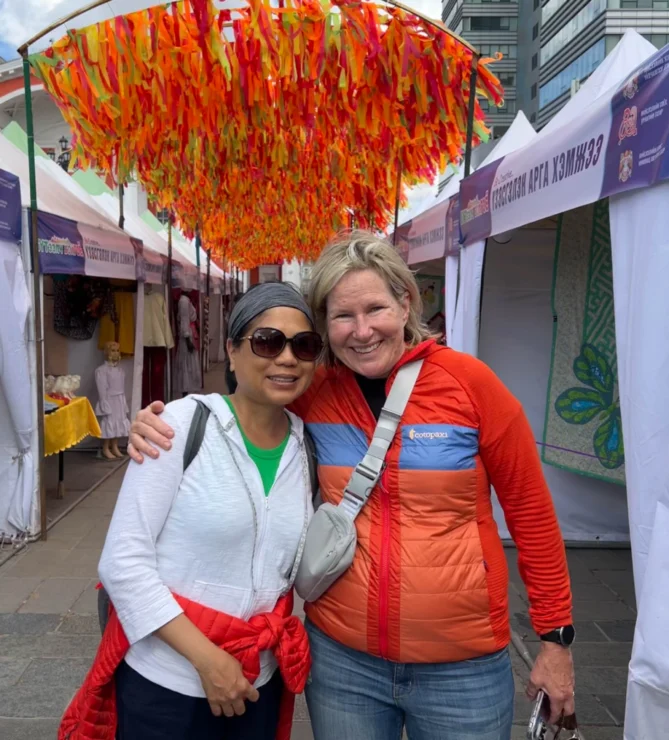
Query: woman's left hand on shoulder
526 642 575 724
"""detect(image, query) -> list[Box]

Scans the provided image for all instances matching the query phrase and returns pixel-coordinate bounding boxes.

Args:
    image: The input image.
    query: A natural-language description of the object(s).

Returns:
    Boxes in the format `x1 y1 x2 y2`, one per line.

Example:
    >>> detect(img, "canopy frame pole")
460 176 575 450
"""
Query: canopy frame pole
392 158 403 246
21 50 47 540
118 182 125 229
167 217 173 402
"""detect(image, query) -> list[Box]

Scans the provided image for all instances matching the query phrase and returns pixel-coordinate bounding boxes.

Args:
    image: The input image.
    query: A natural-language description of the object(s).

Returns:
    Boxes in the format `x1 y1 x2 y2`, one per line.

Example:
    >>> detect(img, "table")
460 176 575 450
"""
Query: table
44 396 101 499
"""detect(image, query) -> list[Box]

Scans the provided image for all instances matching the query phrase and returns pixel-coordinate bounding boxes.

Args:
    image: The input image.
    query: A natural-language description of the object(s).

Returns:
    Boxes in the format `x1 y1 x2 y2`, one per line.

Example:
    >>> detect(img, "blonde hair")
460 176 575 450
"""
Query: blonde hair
308 230 437 365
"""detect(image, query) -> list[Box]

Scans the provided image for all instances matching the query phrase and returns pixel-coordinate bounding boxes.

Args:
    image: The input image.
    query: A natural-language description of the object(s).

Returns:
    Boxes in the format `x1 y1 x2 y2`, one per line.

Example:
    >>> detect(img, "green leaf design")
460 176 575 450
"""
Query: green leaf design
555 387 607 425
573 344 614 400
593 407 625 469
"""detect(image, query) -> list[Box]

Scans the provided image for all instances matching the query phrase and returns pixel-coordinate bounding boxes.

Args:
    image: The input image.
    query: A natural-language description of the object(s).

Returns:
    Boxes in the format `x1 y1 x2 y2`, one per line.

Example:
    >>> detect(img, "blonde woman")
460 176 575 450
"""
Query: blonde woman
128 231 576 740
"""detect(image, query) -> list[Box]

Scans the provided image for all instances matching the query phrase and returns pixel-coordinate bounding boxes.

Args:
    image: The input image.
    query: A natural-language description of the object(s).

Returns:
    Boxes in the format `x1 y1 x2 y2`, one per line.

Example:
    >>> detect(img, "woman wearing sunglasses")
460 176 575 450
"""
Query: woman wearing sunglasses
127 232 575 740
60 282 322 740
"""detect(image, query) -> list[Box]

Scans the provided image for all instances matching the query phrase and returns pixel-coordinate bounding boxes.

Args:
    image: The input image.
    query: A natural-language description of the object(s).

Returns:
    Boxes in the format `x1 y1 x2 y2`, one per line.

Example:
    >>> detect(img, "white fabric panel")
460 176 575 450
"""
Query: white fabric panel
0 239 35 538
444 253 459 345
450 239 485 355
610 182 669 600
479 229 629 542
625 500 669 740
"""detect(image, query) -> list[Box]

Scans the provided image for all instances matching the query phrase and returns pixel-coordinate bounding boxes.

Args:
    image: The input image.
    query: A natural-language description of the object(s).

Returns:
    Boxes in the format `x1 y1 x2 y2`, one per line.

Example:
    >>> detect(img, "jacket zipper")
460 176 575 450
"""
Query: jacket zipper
378 469 391 659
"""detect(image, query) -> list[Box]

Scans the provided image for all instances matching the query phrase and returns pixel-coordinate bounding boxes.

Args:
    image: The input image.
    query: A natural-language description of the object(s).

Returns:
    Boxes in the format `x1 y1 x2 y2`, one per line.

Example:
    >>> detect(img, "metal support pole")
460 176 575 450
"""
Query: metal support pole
118 182 125 229
195 232 203 389
22 52 47 540
392 159 403 246
166 218 173 401
464 55 479 178
206 249 211 298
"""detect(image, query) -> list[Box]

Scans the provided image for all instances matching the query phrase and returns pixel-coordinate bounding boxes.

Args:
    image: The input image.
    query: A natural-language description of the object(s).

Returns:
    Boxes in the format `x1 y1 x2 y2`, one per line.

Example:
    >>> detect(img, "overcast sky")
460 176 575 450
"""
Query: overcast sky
0 0 441 60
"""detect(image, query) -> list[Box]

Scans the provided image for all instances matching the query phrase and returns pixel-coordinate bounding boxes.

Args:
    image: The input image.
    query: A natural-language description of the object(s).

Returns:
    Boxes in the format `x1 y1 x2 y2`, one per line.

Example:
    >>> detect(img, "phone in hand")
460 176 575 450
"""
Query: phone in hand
527 689 550 740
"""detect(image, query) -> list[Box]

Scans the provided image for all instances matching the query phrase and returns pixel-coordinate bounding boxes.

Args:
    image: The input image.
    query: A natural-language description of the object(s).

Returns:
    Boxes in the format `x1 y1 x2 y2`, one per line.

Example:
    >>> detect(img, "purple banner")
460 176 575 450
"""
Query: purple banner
458 159 503 244
0 168 21 244
602 45 669 198
37 211 85 274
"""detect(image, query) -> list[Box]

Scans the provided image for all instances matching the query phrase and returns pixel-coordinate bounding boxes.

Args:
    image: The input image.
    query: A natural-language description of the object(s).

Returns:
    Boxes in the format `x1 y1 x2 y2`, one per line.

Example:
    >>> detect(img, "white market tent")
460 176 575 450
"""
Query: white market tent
451 30 668 739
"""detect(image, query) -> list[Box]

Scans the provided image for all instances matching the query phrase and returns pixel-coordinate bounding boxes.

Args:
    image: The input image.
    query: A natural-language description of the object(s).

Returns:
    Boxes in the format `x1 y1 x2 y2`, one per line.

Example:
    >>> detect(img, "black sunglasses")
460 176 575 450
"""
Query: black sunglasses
241 328 323 362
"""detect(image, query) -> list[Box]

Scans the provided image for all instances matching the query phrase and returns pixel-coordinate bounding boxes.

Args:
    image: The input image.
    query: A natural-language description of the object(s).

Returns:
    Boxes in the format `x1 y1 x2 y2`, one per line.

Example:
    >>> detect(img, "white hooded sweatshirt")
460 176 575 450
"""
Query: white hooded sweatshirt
99 394 312 696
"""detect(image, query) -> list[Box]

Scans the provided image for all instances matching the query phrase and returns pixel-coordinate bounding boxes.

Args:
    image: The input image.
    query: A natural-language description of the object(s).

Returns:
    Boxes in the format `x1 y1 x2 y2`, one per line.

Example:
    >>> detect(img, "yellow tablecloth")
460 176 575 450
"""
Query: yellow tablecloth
44 397 101 457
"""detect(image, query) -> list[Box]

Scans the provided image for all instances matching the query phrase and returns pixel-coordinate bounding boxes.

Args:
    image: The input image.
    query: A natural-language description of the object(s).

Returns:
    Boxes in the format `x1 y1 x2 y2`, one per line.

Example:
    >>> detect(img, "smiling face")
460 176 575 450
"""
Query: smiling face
227 306 316 407
326 269 410 379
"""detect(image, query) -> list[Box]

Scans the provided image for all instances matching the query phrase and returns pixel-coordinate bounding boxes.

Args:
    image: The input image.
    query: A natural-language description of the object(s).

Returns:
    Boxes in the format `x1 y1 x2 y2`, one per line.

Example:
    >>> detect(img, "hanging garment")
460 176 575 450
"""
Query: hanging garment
143 292 174 349
98 292 135 356
94 363 131 439
53 276 111 341
174 293 201 394
141 347 168 407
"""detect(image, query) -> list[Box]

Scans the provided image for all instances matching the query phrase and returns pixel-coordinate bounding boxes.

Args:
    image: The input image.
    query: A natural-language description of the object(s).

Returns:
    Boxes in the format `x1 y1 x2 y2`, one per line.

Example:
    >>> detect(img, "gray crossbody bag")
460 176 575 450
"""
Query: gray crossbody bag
295 359 424 602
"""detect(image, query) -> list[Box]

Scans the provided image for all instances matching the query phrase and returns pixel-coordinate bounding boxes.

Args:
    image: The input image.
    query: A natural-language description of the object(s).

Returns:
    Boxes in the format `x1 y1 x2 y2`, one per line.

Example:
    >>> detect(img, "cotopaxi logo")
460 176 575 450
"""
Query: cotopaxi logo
408 429 449 440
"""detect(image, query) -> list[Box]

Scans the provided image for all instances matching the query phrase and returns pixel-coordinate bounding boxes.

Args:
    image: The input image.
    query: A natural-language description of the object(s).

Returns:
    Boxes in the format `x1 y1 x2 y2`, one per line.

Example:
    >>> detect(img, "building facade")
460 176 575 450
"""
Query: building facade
441 0 520 140
443 0 669 131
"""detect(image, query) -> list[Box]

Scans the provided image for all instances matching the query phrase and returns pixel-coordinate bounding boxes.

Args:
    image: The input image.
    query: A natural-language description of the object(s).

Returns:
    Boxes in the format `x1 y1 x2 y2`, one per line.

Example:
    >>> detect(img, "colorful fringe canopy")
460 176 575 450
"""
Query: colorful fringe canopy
30 0 503 269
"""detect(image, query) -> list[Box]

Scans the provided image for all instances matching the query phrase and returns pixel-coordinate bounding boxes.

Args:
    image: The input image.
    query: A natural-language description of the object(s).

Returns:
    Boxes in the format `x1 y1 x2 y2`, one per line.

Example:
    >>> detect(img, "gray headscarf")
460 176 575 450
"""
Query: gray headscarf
228 282 314 340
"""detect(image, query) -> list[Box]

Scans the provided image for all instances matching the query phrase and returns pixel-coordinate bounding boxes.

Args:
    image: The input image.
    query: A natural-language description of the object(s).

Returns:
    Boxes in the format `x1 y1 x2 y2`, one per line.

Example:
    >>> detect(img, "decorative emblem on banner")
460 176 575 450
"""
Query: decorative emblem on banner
460 191 490 225
622 76 638 100
618 107 638 145
618 150 633 183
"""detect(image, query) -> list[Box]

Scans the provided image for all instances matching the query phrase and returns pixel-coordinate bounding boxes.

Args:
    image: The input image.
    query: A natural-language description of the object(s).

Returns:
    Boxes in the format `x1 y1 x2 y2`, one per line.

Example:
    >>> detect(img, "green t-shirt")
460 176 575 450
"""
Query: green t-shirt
223 396 290 496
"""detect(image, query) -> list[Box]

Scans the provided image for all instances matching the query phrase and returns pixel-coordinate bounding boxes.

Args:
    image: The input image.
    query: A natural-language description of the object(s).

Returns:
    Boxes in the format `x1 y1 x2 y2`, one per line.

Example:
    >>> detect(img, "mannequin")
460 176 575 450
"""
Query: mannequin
95 341 130 460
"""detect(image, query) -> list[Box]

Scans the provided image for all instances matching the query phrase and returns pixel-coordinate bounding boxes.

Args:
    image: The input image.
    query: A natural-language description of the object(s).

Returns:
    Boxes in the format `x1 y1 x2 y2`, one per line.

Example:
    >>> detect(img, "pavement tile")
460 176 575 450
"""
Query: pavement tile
0 658 31 689
595 619 636 642
0 718 62 740
569 582 623 602
293 692 310 721
18 657 92 690
45 548 101 579
571 600 636 621
18 578 89 614
0 682 75 719
576 666 629 696
598 693 626 725
70 579 100 615
57 614 100 635
290 723 314 740
47 510 99 540
2 548 71 579
579 727 624 739
0 614 62 635
0 633 100 659
0 577 42 613
575 550 632 572
75 518 112 550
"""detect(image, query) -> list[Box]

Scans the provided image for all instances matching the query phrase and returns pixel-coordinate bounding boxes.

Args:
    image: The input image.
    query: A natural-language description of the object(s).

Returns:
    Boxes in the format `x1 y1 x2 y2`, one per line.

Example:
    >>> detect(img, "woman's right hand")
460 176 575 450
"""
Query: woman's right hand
127 401 175 463
195 646 260 717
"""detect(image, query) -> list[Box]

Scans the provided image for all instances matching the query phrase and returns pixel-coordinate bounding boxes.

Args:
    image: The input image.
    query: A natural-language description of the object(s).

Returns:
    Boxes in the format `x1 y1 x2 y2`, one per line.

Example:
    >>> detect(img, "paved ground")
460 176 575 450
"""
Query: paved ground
0 367 636 739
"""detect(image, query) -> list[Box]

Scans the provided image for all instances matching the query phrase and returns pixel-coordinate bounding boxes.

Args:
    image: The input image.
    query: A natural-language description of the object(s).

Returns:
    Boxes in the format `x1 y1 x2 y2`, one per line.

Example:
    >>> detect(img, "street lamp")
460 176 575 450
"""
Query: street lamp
57 135 71 172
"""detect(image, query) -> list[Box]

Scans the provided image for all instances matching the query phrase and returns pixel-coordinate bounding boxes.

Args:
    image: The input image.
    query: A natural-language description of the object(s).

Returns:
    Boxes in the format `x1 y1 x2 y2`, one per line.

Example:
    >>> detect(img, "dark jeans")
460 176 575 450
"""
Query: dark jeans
115 660 283 740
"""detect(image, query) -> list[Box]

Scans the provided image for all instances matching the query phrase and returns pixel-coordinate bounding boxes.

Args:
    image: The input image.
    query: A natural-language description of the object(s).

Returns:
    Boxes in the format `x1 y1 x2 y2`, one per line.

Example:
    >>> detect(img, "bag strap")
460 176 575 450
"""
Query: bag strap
339 359 423 519
183 399 211 472
303 428 319 502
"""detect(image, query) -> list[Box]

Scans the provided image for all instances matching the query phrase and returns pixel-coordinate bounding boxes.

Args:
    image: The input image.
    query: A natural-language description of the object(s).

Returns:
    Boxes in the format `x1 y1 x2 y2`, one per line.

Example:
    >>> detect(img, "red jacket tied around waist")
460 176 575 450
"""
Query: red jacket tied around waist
59 592 310 740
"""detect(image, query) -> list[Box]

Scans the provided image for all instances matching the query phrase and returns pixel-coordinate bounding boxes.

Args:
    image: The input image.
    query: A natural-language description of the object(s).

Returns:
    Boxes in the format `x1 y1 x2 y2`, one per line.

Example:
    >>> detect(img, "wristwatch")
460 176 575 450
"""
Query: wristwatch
540 625 576 647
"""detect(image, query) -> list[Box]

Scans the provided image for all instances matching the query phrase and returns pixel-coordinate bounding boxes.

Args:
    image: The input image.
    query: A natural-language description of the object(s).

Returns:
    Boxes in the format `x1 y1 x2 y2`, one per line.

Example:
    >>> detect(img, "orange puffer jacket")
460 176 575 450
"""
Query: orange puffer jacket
59 592 310 740
291 340 572 664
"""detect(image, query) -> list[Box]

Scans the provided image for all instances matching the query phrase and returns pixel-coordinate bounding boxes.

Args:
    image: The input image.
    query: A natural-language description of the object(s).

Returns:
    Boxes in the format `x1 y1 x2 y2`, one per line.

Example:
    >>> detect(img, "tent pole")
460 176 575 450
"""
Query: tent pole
166 217 173 402
195 231 203 389
22 50 47 541
206 249 211 298
464 55 479 178
392 159 403 246
118 182 125 229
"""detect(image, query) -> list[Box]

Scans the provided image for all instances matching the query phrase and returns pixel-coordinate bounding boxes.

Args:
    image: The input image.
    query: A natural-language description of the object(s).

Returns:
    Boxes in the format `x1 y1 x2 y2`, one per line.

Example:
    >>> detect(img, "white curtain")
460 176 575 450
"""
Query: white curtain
450 239 486 355
0 238 35 538
608 183 669 738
